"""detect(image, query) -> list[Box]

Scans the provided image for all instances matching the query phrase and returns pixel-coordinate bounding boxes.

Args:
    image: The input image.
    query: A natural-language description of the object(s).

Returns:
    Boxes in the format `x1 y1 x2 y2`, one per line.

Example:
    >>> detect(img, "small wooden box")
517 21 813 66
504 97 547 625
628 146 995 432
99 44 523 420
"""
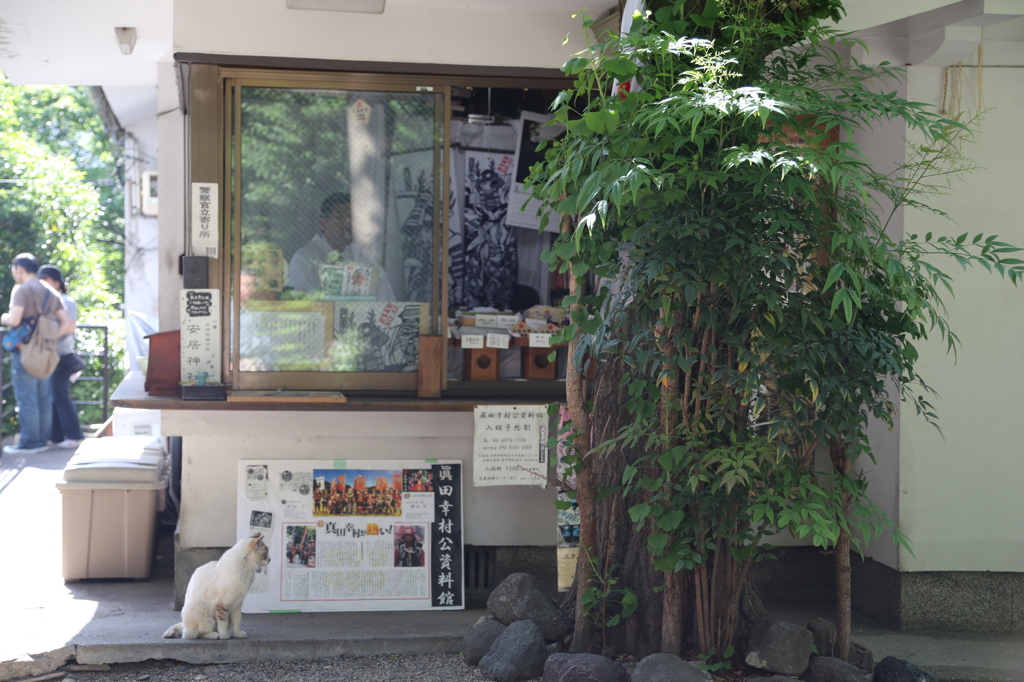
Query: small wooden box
144 330 181 397
521 346 557 380
463 348 501 381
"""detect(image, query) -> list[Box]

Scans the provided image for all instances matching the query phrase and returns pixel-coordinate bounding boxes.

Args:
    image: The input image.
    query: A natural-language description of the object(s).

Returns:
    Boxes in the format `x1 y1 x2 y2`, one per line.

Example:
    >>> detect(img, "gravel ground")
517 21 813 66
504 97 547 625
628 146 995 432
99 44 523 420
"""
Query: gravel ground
59 654 540 682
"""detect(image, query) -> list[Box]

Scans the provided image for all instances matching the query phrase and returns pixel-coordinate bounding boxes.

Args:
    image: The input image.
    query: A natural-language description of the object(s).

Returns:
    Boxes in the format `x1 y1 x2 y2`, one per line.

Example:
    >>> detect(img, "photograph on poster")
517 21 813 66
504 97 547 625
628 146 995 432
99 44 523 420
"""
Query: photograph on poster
286 525 317 568
393 524 427 568
402 469 434 493
313 469 403 517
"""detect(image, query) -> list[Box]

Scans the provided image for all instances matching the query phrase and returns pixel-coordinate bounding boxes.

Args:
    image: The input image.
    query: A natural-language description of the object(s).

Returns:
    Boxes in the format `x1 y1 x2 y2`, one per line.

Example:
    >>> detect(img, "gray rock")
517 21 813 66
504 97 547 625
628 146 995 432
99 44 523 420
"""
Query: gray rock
463 615 507 667
543 653 629 682
546 641 564 656
479 619 549 682
487 572 573 642
872 656 938 682
804 656 869 682
631 653 711 682
745 618 814 677
749 677 799 682
806 619 836 657
849 641 874 675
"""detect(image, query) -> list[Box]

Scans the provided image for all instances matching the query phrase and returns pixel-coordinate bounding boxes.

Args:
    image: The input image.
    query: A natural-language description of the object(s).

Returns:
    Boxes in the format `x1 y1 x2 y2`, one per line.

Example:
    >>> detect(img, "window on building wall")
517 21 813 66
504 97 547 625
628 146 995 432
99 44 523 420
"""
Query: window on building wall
226 75 447 391
212 69 570 394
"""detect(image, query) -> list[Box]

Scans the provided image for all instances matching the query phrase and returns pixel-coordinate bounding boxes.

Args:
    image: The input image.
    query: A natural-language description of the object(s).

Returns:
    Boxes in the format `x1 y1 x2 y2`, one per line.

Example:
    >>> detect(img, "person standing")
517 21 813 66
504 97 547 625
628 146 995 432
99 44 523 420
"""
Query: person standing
1 254 74 455
38 265 86 449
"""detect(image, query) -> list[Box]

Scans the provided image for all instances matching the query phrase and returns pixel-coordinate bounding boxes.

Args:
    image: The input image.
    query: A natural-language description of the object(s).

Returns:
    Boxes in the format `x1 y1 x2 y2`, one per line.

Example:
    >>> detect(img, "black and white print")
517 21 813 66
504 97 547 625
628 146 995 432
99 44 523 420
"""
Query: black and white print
462 151 516 309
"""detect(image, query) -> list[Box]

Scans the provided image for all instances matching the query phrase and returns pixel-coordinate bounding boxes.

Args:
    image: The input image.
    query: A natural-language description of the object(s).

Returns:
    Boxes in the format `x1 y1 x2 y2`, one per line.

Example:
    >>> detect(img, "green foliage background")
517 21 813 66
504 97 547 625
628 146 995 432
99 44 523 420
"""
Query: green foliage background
0 75 125 436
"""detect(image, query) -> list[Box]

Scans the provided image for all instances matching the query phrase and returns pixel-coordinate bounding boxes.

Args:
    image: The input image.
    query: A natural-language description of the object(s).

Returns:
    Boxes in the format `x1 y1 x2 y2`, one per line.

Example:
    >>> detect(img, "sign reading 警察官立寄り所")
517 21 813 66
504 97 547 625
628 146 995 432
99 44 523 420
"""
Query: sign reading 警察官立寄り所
190 182 219 258
473 405 549 488
237 459 463 613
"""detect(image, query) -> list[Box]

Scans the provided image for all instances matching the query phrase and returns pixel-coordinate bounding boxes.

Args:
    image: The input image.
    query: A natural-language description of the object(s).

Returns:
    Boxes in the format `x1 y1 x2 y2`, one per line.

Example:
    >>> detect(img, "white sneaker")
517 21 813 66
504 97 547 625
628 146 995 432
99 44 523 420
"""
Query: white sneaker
2 444 50 455
56 439 83 449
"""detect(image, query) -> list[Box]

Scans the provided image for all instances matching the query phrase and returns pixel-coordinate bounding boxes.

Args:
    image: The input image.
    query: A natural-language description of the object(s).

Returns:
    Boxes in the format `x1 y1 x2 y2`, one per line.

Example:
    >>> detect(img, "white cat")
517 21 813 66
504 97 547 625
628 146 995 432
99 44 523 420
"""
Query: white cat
162 533 271 640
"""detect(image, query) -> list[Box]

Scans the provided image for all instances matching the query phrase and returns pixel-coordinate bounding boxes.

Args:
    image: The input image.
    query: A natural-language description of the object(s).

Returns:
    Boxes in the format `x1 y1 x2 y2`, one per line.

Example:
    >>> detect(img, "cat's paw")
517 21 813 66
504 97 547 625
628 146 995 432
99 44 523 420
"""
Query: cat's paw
234 631 248 639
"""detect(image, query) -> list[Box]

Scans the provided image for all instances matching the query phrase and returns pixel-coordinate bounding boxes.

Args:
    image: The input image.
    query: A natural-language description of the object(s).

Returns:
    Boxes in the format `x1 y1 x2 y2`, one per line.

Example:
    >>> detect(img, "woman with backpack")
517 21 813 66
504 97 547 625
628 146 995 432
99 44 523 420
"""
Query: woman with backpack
38 265 86 449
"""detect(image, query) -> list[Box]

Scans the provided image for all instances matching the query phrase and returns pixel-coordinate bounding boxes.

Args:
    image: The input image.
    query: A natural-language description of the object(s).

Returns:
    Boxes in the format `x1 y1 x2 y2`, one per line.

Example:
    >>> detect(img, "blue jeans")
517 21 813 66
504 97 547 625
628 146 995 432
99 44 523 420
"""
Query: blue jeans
10 351 52 449
51 354 84 442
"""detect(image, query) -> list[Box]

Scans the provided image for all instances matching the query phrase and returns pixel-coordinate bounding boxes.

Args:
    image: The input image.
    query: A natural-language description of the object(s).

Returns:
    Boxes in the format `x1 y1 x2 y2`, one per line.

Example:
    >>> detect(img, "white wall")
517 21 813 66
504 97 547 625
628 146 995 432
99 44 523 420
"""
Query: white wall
163 410 558 549
898 64 1024 571
157 62 185 331
851 66 910 570
123 117 161 323
173 0 591 70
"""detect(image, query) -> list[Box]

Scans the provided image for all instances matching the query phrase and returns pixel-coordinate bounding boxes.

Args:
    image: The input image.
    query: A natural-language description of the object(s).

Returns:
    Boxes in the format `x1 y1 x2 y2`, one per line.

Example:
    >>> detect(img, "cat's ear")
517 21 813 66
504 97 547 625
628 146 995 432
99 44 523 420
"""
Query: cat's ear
248 533 263 549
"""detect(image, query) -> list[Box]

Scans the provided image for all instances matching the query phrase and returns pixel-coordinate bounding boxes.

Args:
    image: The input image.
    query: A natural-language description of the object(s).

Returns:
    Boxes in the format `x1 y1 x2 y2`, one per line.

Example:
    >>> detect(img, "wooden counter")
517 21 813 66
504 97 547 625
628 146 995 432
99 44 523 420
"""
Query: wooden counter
110 372 564 412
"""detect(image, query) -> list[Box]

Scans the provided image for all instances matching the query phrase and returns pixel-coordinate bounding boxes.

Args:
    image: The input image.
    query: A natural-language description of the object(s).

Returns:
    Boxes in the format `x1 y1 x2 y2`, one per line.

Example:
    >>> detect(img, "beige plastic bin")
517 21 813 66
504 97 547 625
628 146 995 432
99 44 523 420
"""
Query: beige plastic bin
57 437 167 581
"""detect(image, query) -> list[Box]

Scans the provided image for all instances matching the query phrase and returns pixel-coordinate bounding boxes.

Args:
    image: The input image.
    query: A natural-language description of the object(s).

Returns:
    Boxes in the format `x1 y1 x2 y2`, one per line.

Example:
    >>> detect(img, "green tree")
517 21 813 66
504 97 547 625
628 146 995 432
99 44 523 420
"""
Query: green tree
0 76 125 434
529 1 1021 659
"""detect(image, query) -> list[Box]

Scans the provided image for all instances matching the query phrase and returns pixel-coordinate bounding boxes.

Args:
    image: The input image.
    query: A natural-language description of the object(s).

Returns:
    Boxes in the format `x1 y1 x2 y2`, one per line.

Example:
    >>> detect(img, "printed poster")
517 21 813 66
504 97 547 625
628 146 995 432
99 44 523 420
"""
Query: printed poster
555 405 580 591
507 112 563 233
473 405 548 487
237 459 463 612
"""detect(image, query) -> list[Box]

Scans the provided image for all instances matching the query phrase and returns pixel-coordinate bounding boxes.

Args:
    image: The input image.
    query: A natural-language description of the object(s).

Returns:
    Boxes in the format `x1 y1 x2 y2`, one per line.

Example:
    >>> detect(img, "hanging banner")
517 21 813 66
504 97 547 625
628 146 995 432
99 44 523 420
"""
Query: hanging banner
473 405 548 487
190 182 219 258
237 459 464 612
463 150 515 309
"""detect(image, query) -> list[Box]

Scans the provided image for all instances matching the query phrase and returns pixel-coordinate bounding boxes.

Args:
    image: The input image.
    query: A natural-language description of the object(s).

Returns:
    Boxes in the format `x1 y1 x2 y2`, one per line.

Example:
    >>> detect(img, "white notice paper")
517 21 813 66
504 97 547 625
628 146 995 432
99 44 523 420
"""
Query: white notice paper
180 289 221 384
191 183 219 258
461 334 484 349
402 492 436 522
528 333 552 348
486 333 510 349
475 314 519 329
473 405 548 487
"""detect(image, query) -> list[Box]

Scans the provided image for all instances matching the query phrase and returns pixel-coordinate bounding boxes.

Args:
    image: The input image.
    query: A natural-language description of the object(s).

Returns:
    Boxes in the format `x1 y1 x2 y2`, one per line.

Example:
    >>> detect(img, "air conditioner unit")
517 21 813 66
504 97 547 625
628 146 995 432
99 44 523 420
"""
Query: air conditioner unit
141 170 158 217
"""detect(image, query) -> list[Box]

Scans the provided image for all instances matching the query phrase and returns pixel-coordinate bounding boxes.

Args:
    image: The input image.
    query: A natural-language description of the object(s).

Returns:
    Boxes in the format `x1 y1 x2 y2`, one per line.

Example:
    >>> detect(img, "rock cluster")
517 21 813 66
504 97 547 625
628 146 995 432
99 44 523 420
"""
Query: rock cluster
462 578 935 682
742 617 936 682
462 573 571 682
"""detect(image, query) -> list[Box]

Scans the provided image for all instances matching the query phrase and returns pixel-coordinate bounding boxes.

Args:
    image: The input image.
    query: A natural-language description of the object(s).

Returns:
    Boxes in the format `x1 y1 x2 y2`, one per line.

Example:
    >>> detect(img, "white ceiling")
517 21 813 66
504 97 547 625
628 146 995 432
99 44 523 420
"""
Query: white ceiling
3 0 1017 130
0 1 173 87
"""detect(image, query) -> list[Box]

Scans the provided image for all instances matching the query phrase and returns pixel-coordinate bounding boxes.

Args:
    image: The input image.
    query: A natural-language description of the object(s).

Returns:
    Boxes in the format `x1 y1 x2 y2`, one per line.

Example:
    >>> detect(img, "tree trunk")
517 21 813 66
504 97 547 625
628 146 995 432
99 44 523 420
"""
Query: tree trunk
829 440 852 661
563 211 597 654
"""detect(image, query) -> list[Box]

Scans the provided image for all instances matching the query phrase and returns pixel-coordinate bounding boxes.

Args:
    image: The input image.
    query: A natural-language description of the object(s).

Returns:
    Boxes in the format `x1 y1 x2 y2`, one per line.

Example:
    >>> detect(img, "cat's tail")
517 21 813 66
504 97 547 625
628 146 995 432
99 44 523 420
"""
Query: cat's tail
162 622 184 638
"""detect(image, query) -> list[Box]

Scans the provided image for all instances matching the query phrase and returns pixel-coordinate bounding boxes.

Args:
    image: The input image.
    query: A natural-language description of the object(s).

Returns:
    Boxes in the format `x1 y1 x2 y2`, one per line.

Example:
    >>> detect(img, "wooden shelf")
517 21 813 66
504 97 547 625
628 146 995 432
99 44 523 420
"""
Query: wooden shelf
111 372 562 412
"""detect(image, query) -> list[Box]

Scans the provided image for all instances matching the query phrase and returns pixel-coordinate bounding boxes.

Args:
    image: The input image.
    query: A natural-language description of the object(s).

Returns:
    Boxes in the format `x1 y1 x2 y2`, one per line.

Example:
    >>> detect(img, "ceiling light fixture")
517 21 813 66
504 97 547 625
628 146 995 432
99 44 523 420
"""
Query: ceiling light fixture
114 27 137 55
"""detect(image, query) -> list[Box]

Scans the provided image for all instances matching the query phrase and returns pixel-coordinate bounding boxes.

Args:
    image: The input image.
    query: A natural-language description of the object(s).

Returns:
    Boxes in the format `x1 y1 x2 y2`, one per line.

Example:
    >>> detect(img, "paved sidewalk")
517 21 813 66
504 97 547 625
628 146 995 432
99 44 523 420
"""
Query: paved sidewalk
1 441 1021 682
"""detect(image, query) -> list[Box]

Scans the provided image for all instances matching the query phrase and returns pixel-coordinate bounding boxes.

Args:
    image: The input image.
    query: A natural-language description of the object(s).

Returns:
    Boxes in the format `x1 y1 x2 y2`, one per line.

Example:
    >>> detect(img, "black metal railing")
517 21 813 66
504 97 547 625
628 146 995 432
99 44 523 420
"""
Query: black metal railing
75 325 111 425
1 324 111 438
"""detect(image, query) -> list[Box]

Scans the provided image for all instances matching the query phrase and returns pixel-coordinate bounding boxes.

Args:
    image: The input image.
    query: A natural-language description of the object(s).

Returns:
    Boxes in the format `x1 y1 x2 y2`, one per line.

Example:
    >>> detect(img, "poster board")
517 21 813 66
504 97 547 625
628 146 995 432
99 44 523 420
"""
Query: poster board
238 459 464 612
